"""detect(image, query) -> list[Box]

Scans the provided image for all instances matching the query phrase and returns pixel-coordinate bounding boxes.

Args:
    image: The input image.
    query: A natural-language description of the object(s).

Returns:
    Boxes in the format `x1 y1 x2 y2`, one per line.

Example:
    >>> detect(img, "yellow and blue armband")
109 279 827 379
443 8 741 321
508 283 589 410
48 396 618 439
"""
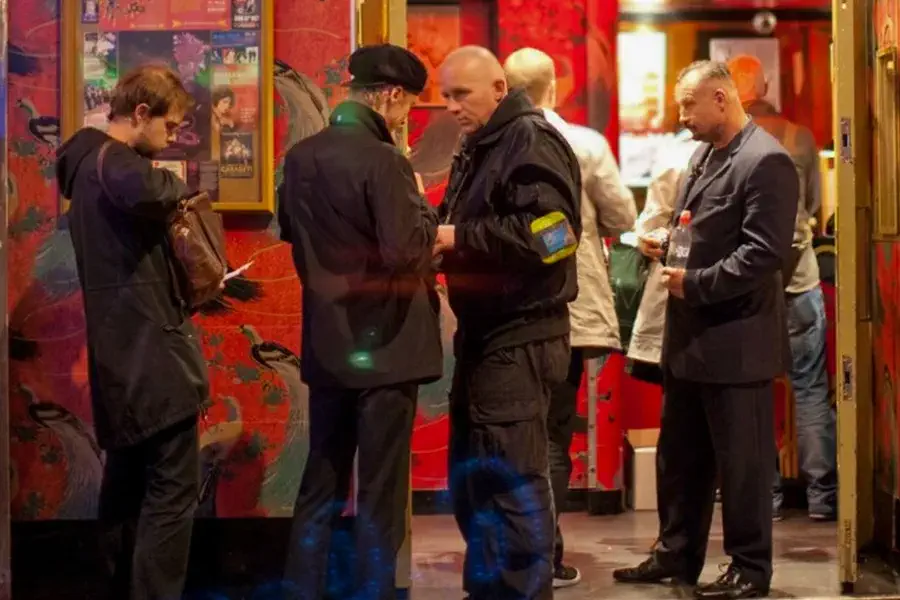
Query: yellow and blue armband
530 211 578 264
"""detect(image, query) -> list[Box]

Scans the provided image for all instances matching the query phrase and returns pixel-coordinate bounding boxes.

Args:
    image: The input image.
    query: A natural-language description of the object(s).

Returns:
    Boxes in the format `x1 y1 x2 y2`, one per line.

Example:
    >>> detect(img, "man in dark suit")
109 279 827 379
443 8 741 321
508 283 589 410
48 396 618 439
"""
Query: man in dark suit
613 61 799 599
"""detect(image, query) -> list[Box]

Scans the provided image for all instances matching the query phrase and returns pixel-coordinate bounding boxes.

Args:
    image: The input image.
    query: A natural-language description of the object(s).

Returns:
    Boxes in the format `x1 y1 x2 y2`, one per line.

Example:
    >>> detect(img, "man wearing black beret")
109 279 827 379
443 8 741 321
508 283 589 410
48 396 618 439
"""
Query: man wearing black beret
278 43 442 600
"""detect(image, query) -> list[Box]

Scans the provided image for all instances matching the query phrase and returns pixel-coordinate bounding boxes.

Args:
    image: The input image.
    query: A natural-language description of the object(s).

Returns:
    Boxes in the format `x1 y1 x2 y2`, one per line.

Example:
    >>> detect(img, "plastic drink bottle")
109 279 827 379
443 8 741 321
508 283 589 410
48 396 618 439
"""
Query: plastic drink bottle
666 210 692 269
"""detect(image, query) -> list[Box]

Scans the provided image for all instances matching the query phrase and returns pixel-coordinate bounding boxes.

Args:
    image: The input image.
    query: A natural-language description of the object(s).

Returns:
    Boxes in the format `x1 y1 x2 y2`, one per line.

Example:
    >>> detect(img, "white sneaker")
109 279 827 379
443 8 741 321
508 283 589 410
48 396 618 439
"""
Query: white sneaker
552 564 582 588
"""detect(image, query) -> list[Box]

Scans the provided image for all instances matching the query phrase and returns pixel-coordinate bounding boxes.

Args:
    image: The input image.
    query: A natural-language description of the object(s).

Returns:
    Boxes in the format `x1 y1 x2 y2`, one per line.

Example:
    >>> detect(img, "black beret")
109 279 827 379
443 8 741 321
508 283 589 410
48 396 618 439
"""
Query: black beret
347 44 428 94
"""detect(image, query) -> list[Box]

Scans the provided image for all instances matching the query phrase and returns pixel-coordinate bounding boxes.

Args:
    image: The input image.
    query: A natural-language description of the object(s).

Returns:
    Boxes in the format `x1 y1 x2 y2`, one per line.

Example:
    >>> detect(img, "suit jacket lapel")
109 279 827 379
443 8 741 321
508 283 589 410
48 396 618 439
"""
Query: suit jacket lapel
672 143 710 222
677 122 759 217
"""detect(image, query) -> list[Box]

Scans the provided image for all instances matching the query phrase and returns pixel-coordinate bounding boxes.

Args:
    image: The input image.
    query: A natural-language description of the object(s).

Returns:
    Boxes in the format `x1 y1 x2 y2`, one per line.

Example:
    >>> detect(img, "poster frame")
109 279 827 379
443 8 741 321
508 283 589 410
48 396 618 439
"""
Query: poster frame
60 0 275 214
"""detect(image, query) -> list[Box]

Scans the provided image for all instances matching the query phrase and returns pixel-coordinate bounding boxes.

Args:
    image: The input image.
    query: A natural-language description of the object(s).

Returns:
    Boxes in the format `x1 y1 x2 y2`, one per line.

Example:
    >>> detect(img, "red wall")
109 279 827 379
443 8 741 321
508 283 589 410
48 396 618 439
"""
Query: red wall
7 0 351 520
8 0 628 520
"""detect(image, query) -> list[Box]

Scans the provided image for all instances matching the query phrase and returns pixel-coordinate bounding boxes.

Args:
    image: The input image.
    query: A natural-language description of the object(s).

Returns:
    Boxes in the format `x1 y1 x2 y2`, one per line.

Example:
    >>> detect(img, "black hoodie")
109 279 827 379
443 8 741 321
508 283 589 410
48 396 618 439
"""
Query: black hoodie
438 89 583 355
55 127 209 449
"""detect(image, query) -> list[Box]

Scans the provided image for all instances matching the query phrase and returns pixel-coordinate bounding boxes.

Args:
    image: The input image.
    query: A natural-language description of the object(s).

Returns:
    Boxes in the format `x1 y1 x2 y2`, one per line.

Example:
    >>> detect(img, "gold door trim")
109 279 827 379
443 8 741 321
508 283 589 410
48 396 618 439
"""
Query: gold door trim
833 0 875 590
353 0 413 589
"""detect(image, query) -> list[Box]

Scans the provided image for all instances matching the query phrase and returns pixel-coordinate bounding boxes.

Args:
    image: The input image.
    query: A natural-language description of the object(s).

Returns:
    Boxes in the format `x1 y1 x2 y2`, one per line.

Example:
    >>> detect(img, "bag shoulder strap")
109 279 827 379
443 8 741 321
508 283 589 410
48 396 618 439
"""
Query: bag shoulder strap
95 140 115 199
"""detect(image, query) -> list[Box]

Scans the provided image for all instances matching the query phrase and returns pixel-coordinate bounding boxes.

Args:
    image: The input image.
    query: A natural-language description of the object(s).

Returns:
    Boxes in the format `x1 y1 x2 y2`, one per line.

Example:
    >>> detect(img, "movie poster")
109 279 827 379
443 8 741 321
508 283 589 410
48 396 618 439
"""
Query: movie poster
82 0 100 24
231 0 260 30
117 30 212 160
187 161 222 201
220 132 254 178
83 32 118 130
170 0 232 30
152 160 188 181
210 31 259 133
100 0 169 31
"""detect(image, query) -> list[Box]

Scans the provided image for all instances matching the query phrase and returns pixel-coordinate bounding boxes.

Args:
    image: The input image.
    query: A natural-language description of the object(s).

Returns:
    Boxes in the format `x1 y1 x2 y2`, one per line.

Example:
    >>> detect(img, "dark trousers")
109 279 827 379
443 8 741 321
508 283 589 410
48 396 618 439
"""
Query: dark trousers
547 347 604 569
656 372 775 585
449 336 569 600
284 384 417 600
100 416 199 600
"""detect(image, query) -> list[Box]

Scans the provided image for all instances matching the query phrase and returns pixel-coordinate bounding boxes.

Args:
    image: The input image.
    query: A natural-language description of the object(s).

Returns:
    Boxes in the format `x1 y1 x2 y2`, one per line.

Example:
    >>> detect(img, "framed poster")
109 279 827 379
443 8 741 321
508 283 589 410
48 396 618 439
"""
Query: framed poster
60 0 274 213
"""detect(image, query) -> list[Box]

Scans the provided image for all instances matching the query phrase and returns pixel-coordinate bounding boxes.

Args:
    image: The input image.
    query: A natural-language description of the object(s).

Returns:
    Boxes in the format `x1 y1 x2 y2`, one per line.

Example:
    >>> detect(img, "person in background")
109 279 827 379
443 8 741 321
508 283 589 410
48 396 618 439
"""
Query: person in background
627 128 701 382
434 45 582 600
56 65 207 600
277 44 443 600
504 46 636 590
728 54 836 522
613 61 799 599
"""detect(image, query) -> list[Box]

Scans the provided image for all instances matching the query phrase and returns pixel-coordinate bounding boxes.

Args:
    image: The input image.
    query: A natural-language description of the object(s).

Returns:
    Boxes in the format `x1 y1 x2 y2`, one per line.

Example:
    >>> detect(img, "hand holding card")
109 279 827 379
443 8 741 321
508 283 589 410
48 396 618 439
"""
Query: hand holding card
224 260 254 281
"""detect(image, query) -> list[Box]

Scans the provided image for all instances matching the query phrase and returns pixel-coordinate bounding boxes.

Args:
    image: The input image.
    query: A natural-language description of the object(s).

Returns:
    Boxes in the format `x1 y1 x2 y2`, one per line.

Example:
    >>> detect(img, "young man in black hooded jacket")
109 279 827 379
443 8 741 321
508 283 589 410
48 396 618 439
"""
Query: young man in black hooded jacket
433 45 582 600
55 65 207 600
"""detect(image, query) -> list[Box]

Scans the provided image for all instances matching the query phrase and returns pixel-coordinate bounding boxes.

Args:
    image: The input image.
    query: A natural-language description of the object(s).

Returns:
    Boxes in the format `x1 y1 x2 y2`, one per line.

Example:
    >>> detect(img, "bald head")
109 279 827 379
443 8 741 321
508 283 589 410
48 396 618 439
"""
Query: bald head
726 54 767 105
504 47 556 108
439 45 508 134
442 45 505 79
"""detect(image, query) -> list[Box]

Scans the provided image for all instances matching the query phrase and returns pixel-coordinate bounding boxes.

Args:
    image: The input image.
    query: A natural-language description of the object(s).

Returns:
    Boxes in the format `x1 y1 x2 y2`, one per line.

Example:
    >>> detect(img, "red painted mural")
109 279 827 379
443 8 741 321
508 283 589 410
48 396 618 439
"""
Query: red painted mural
7 0 352 520
872 0 900 499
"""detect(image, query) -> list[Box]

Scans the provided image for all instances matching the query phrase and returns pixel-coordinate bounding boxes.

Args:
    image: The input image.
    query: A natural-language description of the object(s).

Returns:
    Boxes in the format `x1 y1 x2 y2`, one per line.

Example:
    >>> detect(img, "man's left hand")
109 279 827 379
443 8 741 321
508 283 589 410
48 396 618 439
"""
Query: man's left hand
433 225 456 256
661 267 686 299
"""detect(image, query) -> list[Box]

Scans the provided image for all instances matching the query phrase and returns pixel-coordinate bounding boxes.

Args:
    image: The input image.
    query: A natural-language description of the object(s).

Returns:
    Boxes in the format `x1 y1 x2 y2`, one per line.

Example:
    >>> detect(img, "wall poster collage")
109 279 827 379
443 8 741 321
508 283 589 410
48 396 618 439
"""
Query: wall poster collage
74 0 269 210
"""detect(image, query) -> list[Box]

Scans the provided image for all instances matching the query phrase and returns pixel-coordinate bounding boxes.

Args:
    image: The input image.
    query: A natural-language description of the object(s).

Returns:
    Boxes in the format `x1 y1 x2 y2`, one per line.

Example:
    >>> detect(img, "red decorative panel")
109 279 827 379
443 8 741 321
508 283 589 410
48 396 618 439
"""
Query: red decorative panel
8 0 351 520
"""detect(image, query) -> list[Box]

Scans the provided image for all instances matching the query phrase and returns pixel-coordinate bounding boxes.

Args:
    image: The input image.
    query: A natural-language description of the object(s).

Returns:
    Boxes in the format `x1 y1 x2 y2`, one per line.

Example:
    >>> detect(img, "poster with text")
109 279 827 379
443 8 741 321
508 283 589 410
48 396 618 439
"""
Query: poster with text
100 0 169 31
220 131 254 178
83 33 118 130
170 0 231 30
210 31 259 133
117 30 212 160
82 0 100 24
709 38 781 112
187 161 221 201
231 0 260 29
152 160 187 181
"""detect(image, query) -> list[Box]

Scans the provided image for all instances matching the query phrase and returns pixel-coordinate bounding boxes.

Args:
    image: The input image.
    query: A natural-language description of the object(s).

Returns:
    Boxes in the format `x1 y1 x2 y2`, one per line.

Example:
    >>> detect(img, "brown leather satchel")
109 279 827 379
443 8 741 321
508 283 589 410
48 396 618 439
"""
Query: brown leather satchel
97 141 228 310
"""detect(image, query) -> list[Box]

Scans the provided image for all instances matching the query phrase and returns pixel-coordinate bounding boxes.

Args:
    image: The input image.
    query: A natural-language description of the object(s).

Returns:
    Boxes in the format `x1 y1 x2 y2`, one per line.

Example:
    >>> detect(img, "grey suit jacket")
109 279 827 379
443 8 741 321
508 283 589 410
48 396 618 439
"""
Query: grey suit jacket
662 121 799 384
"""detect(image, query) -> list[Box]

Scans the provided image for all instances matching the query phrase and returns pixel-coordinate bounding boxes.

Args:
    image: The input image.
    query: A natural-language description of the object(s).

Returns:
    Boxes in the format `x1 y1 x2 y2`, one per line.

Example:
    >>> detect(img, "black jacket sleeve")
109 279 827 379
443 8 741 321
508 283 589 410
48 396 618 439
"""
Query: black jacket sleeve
100 143 188 220
368 150 438 274
682 151 800 306
456 145 581 269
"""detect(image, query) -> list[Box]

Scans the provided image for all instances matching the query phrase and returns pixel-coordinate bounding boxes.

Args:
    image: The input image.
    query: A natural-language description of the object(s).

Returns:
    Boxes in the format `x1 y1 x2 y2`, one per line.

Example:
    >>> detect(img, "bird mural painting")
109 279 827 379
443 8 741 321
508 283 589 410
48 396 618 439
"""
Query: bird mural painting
17 98 60 148
23 386 103 519
196 395 244 518
240 325 309 515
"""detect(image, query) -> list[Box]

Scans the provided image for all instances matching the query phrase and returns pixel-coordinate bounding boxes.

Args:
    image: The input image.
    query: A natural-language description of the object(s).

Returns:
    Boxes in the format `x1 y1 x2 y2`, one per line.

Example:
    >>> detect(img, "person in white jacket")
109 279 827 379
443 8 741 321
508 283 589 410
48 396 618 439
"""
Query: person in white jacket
505 47 637 589
627 129 701 377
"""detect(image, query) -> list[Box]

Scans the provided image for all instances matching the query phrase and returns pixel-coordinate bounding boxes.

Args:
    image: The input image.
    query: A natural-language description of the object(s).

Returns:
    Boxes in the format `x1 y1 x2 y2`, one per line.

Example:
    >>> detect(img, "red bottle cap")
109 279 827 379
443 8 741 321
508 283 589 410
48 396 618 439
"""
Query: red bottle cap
679 210 691 226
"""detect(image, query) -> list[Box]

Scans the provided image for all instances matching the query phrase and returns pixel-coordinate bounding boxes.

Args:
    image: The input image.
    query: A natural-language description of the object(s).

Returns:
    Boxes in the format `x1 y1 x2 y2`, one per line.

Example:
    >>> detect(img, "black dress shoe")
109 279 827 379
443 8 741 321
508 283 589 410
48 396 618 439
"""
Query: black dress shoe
613 553 697 585
694 565 769 599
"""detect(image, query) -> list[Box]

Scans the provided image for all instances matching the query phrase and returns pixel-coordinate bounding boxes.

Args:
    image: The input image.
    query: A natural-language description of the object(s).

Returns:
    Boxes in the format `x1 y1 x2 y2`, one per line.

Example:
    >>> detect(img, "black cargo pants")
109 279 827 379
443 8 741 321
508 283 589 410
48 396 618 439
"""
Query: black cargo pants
449 335 570 600
99 416 199 600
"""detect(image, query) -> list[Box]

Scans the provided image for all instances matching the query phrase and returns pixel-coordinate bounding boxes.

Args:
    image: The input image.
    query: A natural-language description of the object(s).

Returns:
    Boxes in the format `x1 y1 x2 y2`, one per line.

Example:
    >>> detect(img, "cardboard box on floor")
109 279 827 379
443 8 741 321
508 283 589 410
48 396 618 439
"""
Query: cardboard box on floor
625 428 659 511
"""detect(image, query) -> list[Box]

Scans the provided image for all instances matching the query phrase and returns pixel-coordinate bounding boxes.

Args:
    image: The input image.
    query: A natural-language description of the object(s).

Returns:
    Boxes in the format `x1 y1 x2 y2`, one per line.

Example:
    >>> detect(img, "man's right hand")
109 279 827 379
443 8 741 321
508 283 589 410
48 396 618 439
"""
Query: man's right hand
638 227 668 260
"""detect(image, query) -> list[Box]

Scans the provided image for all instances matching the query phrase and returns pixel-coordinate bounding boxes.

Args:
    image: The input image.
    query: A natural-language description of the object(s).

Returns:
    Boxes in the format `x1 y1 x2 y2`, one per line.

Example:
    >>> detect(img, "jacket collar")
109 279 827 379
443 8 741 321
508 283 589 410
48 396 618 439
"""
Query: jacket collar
329 101 395 145
465 88 542 149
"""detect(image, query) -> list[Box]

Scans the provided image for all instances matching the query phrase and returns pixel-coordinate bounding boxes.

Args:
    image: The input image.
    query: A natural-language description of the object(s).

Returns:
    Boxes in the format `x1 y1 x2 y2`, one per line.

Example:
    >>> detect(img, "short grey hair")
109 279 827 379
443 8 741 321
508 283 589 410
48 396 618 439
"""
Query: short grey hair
676 60 733 85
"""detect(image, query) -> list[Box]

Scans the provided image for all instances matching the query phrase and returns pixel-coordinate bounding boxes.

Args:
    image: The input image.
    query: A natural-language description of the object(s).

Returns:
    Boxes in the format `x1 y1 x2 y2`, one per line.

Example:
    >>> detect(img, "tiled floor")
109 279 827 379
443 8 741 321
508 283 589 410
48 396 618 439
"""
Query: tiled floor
407 510 900 599
12 509 900 598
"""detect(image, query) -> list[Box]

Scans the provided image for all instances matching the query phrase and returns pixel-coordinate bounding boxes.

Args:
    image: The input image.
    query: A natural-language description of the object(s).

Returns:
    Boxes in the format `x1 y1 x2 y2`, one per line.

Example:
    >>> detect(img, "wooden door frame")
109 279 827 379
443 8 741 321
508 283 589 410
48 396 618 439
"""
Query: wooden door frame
353 0 414 591
833 0 875 591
